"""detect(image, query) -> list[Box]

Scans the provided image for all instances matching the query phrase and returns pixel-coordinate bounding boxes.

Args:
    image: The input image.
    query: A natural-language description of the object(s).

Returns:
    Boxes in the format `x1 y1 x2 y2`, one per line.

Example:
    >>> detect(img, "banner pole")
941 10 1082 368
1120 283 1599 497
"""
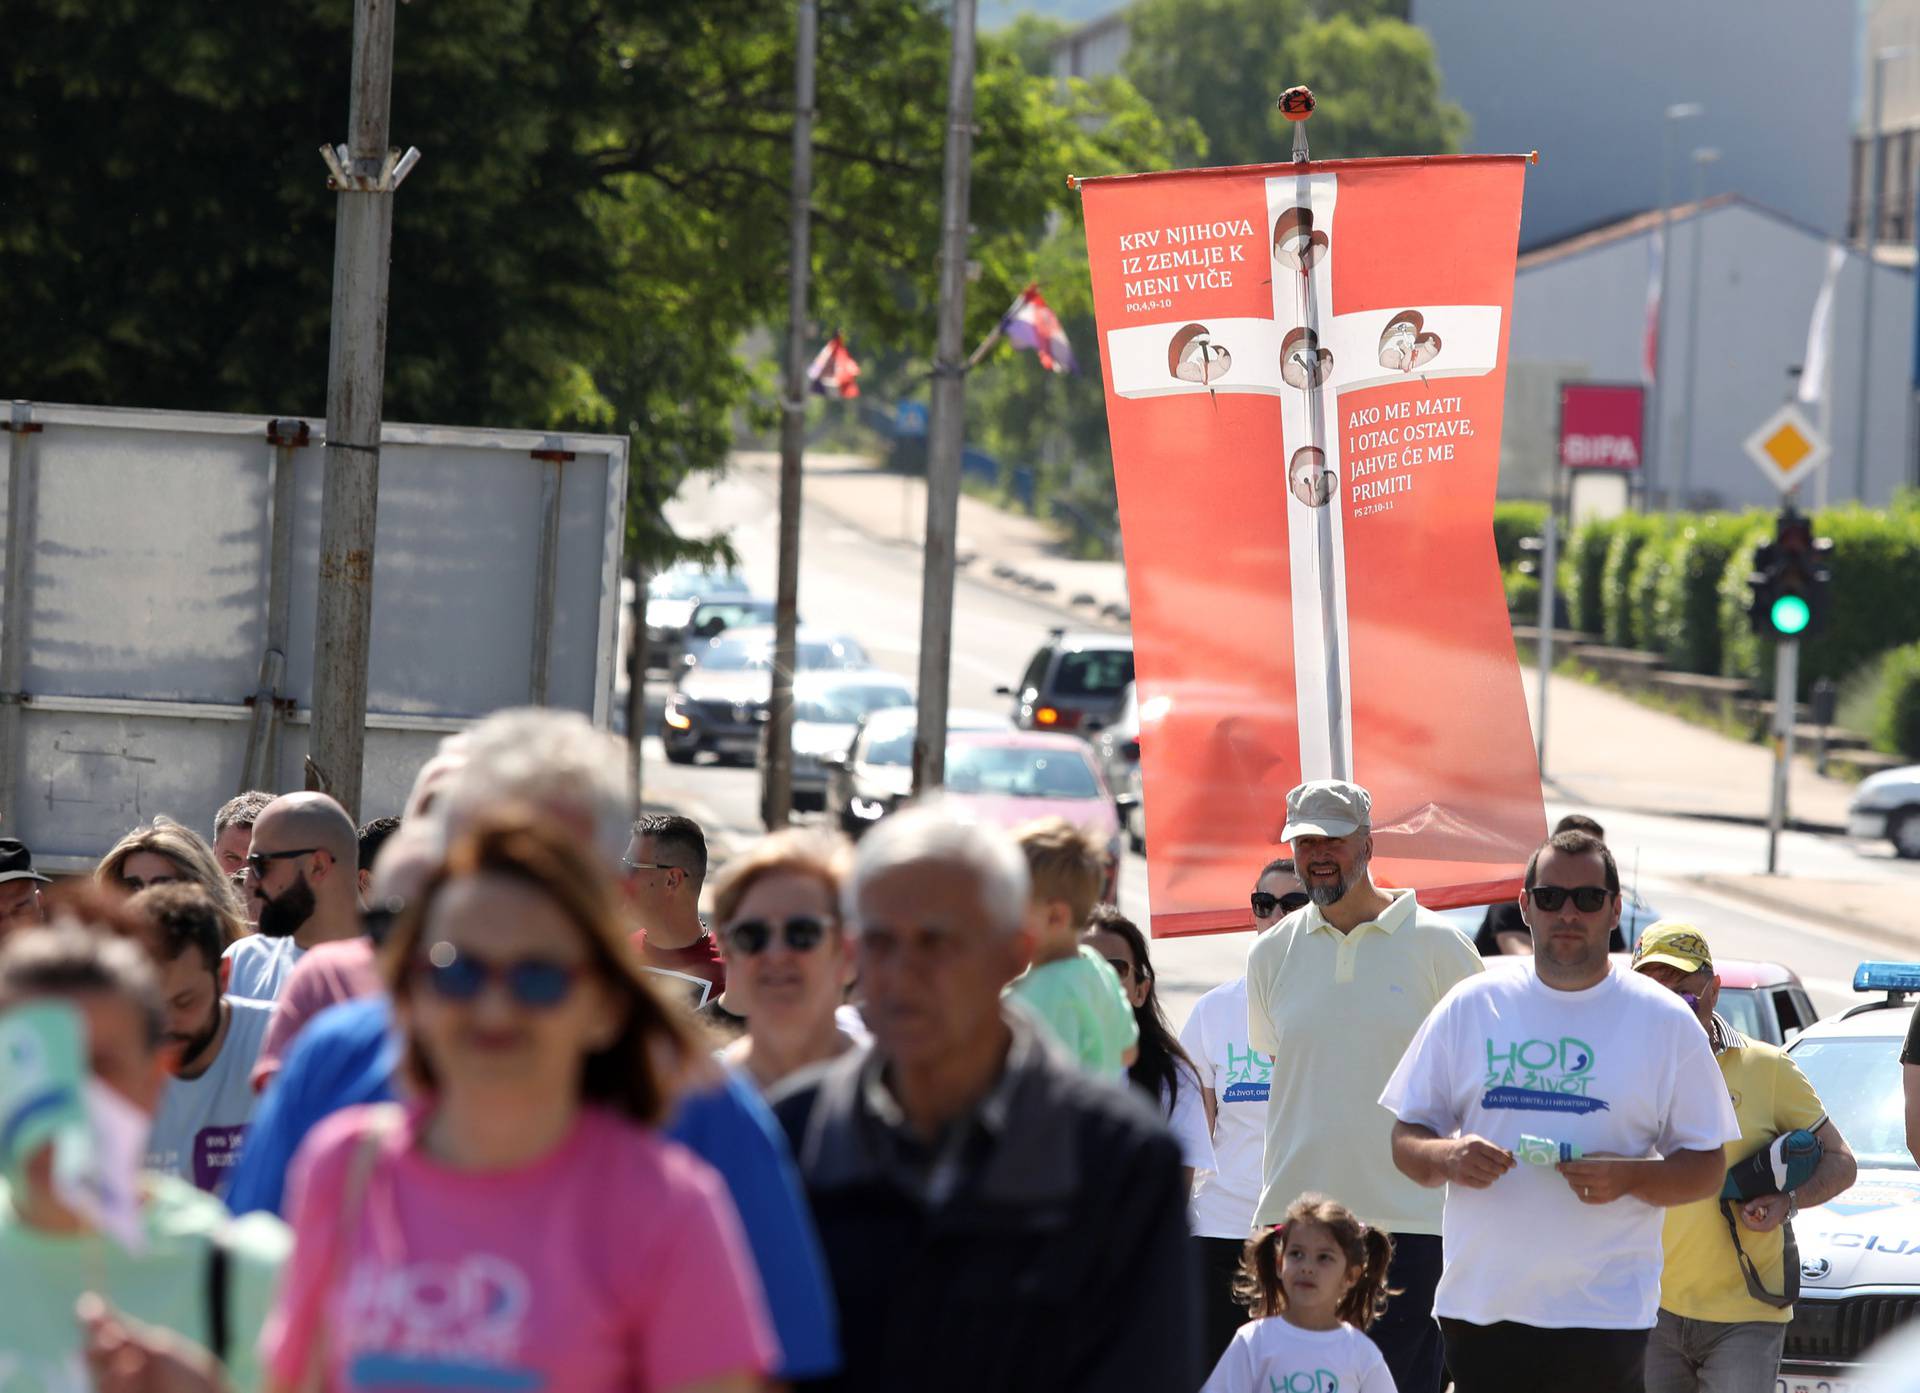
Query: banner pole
1282 87 1350 781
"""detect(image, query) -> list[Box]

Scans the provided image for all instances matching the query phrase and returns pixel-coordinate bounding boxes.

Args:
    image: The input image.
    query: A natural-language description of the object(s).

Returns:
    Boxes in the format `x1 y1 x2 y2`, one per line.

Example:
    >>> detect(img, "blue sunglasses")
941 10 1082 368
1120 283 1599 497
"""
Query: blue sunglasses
419 942 581 1010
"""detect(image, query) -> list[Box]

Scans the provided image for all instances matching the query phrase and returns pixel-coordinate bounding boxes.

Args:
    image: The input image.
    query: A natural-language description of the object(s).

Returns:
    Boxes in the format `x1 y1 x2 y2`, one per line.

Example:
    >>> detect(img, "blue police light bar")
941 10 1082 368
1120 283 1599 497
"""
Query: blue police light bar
1853 962 1920 994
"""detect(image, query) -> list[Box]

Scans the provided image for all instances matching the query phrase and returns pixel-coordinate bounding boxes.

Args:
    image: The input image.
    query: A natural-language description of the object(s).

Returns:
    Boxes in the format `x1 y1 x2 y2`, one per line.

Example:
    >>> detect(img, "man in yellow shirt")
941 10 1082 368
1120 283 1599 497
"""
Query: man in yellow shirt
1247 779 1483 1393
1633 923 1858 1392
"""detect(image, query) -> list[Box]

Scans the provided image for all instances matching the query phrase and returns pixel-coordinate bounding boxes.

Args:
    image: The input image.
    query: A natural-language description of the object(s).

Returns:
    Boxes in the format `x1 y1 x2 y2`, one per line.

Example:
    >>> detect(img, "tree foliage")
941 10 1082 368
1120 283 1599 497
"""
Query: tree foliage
1124 0 1464 168
0 0 1176 562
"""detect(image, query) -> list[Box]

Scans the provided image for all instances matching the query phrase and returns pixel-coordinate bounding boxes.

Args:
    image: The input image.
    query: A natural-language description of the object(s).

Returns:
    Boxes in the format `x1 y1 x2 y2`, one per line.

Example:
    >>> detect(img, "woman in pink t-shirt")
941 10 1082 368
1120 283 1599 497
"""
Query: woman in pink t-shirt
259 812 776 1393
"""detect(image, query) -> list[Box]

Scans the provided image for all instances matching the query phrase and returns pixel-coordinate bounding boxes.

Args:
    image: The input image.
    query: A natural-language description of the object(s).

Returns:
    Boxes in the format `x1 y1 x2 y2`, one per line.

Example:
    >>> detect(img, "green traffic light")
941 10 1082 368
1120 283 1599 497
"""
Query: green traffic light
1770 594 1812 636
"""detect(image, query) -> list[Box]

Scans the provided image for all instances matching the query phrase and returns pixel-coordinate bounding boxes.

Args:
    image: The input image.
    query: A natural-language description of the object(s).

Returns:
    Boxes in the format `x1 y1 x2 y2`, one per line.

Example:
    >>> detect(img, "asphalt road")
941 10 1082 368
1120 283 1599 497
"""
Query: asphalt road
642 464 1920 1029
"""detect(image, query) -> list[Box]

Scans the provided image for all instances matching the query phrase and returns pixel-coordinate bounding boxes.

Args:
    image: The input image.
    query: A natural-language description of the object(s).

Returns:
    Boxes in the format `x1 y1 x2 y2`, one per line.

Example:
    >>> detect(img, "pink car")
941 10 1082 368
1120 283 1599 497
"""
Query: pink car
940 730 1126 900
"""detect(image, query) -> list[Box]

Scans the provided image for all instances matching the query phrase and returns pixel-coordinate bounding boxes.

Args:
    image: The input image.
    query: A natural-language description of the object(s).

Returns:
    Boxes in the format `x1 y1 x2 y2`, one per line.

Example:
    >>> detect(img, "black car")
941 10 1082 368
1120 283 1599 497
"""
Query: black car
663 626 871 765
997 629 1135 735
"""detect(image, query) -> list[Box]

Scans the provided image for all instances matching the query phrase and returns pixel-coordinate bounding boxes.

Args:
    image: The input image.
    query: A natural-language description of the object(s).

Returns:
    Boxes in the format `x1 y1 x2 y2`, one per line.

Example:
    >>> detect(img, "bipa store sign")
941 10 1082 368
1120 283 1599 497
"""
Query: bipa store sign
1559 382 1645 470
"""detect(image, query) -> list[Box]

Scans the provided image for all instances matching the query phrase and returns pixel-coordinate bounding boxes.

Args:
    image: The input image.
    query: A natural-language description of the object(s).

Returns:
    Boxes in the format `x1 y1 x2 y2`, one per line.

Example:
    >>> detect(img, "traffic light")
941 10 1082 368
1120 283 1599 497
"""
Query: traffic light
1745 507 1833 641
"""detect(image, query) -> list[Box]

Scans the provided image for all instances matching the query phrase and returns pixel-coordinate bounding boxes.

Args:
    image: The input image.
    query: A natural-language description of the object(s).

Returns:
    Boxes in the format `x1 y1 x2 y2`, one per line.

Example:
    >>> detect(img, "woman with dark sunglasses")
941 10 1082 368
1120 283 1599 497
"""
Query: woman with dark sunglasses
258 812 776 1393
709 830 863 1094
1083 904 1213 1189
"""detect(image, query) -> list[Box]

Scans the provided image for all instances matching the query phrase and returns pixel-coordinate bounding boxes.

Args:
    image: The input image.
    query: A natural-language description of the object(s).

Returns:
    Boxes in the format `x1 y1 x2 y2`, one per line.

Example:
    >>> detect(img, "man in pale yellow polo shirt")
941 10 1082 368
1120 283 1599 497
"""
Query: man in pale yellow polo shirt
1246 779 1483 1393
1633 923 1858 1393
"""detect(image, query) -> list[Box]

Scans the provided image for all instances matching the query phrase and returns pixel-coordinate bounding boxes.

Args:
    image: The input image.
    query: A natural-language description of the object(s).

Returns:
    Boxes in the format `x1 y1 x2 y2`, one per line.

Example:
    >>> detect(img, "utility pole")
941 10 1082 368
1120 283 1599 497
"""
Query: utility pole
1675 145 1718 506
311 0 419 818
1854 48 1905 501
911 0 979 796
764 0 818 831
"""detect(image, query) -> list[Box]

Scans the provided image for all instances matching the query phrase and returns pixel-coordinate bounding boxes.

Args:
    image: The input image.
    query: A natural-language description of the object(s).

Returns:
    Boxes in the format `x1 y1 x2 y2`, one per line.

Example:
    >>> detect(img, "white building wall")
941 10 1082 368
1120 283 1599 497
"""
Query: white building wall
1503 203 1913 508
1412 0 1854 250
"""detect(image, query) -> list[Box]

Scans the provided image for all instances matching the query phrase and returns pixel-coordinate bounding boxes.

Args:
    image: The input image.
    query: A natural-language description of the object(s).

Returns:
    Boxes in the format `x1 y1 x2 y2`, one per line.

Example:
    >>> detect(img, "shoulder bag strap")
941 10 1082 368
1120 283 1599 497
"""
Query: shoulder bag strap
1719 1198 1798 1309
299 1104 402 1393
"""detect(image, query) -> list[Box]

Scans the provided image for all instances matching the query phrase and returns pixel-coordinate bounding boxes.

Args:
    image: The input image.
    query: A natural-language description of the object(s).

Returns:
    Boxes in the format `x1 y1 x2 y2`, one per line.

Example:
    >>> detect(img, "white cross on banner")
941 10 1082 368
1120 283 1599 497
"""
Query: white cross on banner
1077 155 1546 936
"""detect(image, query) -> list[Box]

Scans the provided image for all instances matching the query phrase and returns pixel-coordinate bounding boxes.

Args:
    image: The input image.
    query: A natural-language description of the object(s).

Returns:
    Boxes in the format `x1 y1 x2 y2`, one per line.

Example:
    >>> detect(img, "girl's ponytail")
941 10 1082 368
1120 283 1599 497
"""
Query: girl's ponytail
1232 1225 1288 1319
1338 1224 1399 1331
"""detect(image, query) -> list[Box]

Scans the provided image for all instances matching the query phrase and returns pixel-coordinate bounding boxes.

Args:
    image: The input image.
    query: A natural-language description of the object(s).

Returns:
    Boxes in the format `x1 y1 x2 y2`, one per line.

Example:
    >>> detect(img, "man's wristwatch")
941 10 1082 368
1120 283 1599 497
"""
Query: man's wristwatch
1785 1191 1799 1219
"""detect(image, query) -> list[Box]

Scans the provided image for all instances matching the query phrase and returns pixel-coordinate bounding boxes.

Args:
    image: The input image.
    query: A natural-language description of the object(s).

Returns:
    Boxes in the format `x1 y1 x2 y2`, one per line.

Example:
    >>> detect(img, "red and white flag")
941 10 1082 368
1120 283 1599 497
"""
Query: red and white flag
807 333 861 398
1078 154 1546 934
1000 284 1078 374
1641 228 1663 385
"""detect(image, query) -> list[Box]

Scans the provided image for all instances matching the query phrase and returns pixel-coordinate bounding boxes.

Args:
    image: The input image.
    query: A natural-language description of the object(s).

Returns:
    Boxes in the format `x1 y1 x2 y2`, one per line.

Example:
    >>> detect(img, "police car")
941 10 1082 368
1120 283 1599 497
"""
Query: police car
1777 962 1920 1392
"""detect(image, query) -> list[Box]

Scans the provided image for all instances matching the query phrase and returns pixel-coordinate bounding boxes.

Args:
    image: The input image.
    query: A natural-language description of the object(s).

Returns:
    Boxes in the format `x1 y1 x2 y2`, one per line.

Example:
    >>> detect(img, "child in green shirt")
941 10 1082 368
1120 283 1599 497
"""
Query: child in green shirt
1006 818 1139 1077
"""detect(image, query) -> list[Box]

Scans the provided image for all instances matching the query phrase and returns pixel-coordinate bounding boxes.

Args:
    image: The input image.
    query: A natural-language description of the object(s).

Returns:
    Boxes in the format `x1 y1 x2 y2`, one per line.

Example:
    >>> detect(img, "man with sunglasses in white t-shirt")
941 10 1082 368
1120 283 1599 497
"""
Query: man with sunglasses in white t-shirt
1381 829 1740 1393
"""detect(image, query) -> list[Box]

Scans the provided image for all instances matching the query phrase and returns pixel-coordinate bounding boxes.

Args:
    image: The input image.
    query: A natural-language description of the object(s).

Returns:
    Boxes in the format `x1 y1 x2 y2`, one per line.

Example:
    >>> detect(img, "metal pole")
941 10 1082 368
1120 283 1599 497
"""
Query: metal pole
0 403 41 828
627 550 648 812
1854 52 1888 502
911 0 979 796
1535 504 1559 776
1288 119 1349 781
311 0 407 819
765 0 818 831
1766 636 1799 875
1676 148 1716 506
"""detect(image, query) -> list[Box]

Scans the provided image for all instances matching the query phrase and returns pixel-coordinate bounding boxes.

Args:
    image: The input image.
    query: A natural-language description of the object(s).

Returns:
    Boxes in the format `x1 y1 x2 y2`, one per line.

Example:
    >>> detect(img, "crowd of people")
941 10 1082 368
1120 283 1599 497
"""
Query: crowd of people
0 712 1917 1391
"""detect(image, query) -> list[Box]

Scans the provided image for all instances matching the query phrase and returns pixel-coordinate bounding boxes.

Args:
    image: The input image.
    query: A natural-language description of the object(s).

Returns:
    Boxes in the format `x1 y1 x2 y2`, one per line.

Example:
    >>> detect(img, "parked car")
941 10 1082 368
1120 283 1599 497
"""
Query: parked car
1848 764 1920 859
663 626 872 764
997 629 1135 735
757 670 916 812
1093 682 1142 819
1124 762 1145 852
644 564 750 654
825 705 1009 834
1776 963 1920 1387
939 730 1129 898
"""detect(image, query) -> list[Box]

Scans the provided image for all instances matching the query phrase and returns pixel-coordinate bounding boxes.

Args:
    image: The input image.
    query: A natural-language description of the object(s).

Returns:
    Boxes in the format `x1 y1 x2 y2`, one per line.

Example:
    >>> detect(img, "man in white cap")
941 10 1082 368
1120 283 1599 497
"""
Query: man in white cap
0 836 51 940
1245 778 1483 1393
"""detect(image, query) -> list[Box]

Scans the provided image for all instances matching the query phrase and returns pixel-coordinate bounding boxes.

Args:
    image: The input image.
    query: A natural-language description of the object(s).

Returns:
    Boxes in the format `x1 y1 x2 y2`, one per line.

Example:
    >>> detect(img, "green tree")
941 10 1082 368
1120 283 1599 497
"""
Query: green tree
0 0 1180 564
1124 0 1465 167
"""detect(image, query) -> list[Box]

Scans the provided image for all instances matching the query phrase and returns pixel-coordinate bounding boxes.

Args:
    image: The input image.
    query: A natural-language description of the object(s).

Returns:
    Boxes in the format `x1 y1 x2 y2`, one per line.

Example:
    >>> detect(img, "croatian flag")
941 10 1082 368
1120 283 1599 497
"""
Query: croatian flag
1002 284 1077 374
807 333 861 398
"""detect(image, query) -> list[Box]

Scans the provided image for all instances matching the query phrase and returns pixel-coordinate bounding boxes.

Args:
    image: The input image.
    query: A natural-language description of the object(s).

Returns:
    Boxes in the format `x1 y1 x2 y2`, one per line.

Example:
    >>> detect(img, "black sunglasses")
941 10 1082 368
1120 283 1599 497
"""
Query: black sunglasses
244 847 323 877
418 942 581 1010
1526 884 1613 914
1251 890 1311 918
726 915 830 956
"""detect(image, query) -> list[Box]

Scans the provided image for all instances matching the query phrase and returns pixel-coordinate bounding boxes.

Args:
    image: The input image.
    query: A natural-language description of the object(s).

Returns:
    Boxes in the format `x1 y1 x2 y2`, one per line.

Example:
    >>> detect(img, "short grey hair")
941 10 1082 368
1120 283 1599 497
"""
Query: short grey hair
844 800 1030 937
214 790 275 837
438 709 633 874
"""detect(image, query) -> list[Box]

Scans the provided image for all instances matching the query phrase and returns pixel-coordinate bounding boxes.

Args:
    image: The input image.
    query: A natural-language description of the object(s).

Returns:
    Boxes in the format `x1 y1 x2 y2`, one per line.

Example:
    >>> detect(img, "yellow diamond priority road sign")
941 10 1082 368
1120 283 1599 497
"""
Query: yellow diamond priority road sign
1742 403 1829 494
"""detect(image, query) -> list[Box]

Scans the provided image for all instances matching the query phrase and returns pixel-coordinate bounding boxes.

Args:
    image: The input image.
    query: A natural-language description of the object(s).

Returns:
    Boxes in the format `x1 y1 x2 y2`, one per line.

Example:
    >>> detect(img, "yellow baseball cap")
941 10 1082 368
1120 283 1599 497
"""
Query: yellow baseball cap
1632 921 1714 976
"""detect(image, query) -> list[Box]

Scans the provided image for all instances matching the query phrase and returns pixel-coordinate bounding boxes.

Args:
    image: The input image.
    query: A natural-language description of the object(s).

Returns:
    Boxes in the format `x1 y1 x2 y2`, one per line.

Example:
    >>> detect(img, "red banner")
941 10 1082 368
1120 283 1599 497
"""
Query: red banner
1077 155 1546 936
1559 382 1645 470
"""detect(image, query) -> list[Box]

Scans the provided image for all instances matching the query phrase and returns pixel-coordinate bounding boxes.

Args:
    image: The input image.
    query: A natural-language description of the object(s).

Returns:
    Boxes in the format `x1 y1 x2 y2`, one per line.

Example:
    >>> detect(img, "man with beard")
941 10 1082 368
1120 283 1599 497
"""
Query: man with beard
1381 831 1737 1393
1245 780 1483 1393
225 792 360 1002
131 882 273 1191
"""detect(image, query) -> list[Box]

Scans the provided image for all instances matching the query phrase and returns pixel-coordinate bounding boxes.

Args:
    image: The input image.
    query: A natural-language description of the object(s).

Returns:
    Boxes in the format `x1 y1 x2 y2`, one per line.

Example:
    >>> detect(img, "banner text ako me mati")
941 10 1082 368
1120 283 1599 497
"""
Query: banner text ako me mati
1345 393 1477 519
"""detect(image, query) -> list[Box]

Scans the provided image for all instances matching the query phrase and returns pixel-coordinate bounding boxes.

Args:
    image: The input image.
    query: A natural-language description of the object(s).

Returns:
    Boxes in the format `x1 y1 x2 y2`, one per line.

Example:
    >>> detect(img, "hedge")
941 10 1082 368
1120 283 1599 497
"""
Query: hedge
1565 520 1616 634
1877 641 1920 758
1648 513 1767 675
1492 501 1550 570
1601 513 1672 649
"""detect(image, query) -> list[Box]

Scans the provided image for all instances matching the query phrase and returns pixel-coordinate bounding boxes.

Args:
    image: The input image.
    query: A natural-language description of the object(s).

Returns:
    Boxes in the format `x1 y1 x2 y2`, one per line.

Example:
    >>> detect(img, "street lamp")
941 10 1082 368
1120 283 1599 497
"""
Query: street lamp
1676 146 1720 506
1647 101 1703 507
1854 46 1910 502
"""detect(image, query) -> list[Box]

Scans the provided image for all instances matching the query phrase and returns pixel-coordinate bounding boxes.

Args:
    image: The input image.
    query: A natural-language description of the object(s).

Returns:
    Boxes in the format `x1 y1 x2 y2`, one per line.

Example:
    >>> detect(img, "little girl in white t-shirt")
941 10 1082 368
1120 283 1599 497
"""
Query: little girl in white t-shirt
1200 1192 1400 1393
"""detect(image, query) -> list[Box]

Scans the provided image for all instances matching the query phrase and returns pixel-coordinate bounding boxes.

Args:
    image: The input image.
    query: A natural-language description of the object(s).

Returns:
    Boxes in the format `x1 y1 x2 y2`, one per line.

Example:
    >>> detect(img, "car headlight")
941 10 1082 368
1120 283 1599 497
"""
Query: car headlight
852 797 888 821
664 699 692 730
